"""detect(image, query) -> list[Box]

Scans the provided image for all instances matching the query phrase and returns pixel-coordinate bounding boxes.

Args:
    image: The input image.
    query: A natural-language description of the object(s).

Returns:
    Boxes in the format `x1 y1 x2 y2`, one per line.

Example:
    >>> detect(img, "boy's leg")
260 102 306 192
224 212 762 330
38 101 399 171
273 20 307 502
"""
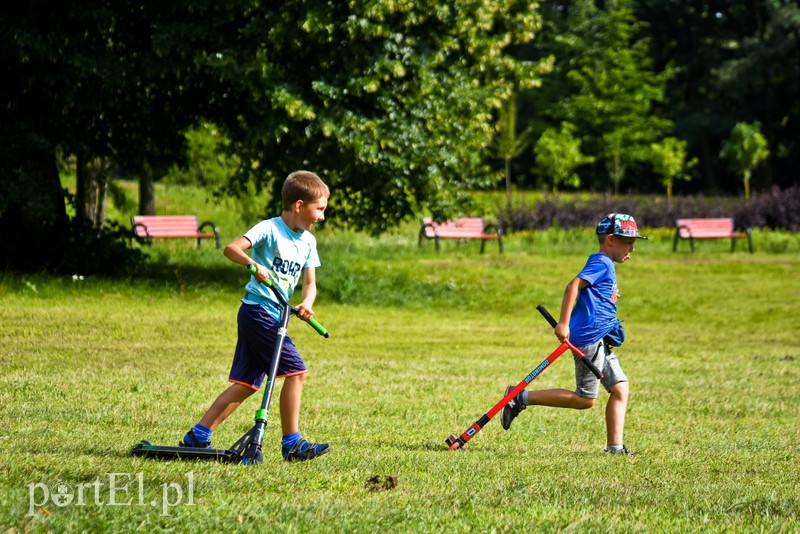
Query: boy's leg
503 342 601 430
605 380 628 447
182 383 256 447
199 383 257 430
529 341 602 410
279 372 306 436
278 372 330 461
528 388 596 409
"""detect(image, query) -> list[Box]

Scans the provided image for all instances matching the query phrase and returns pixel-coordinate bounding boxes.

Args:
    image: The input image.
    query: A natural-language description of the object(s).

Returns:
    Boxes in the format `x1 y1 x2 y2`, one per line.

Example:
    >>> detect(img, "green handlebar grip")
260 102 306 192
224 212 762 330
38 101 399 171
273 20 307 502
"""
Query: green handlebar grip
308 318 329 338
246 263 272 286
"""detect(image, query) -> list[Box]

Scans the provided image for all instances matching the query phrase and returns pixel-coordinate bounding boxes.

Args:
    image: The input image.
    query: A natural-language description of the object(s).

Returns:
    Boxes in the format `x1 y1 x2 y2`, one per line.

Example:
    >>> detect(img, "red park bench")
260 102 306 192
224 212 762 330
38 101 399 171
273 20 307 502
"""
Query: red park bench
131 215 220 248
673 217 752 253
419 217 503 254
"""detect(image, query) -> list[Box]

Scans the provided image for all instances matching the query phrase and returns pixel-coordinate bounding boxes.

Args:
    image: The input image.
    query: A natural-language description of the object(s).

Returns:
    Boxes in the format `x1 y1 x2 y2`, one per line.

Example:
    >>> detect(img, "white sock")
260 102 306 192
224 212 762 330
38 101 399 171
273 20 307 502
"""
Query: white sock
607 444 624 451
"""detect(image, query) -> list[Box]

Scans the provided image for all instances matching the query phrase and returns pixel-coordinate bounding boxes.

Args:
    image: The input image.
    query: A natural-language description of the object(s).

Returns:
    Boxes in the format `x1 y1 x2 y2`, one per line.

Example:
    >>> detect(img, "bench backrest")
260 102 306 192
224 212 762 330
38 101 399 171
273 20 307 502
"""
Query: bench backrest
421 217 486 238
676 218 735 238
132 215 201 238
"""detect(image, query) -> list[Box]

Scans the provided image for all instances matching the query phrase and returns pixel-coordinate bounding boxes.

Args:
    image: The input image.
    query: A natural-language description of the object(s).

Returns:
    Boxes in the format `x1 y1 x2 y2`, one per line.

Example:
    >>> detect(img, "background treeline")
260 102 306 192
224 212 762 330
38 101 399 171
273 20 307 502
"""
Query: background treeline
507 0 799 197
2 0 799 273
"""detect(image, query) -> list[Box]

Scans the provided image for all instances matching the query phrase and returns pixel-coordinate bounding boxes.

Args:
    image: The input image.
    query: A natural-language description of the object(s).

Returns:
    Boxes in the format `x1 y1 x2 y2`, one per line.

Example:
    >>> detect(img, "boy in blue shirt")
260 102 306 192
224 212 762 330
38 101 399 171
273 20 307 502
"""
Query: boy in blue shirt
181 170 331 462
502 213 647 455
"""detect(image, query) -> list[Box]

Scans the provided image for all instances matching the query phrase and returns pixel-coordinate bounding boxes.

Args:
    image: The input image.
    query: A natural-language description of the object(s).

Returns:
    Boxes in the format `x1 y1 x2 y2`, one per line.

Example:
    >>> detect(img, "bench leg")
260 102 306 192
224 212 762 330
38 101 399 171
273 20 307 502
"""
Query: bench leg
690 237 695 253
435 237 440 254
480 240 485 254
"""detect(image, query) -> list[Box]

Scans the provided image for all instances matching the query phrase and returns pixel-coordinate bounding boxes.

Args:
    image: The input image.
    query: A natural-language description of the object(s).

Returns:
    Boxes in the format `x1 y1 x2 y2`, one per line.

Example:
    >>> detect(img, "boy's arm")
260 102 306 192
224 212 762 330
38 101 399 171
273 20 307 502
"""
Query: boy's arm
295 267 317 322
223 236 269 284
555 276 589 342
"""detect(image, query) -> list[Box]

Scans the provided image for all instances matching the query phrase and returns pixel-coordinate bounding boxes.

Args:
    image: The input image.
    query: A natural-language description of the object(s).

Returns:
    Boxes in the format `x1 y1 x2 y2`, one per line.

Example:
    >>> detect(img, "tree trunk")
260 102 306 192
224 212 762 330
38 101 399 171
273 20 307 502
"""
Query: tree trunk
76 156 109 227
76 156 98 224
699 132 717 192
0 146 68 270
139 159 156 215
95 162 109 227
505 157 512 211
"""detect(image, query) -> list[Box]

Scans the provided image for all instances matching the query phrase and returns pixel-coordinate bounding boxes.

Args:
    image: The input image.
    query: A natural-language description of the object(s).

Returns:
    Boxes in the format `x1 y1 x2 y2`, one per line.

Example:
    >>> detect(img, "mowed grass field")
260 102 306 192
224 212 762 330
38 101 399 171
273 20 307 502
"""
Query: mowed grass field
2 188 800 532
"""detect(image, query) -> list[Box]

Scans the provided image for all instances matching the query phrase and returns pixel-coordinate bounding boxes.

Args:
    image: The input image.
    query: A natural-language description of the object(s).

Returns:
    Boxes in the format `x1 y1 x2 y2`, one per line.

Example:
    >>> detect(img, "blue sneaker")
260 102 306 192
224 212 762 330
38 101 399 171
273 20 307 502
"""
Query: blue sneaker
282 439 330 462
501 385 526 430
179 429 211 449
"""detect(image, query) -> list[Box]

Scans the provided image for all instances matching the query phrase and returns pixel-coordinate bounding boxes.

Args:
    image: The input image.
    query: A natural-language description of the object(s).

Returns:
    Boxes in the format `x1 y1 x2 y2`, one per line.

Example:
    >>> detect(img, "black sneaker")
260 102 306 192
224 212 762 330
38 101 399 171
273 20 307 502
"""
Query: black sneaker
501 386 526 430
604 445 631 455
179 429 211 449
282 439 330 462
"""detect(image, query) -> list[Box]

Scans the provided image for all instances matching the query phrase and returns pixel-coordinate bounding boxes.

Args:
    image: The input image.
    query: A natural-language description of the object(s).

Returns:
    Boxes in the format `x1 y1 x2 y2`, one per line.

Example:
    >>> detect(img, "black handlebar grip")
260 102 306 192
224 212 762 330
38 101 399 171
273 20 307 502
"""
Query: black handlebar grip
536 304 558 328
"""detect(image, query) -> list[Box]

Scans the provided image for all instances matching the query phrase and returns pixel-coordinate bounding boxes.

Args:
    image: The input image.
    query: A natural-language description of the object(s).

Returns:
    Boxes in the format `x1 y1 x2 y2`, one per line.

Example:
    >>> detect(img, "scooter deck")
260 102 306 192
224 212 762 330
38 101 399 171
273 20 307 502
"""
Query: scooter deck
129 441 240 463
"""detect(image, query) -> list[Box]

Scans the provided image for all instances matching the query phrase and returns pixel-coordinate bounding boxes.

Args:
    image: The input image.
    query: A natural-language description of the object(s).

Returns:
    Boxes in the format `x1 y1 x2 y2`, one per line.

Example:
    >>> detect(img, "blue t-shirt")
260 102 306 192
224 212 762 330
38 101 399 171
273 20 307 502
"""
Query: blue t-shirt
569 253 619 347
241 216 320 320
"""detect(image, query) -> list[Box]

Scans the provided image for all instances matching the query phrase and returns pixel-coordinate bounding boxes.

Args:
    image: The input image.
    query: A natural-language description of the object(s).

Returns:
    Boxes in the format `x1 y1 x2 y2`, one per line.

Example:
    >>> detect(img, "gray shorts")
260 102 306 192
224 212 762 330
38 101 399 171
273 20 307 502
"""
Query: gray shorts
574 340 628 399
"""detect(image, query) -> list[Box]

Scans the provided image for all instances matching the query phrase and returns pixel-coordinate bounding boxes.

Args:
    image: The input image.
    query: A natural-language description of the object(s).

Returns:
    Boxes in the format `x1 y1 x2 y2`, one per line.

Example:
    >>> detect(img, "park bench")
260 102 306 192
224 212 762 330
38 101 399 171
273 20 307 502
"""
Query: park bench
419 217 503 254
673 217 752 253
131 215 220 248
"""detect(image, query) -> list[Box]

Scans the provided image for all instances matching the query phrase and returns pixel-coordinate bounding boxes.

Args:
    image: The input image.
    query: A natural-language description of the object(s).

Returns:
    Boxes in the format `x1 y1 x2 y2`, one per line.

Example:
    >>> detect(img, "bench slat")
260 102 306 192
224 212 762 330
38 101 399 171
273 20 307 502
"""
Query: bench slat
131 215 219 248
673 217 752 253
419 217 503 253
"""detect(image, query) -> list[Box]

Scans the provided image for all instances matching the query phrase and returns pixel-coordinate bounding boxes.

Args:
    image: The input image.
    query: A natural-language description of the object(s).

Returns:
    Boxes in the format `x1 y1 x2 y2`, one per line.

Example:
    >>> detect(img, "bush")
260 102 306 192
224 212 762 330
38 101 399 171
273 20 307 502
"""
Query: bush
734 186 800 231
497 186 800 231
58 219 146 275
0 217 145 276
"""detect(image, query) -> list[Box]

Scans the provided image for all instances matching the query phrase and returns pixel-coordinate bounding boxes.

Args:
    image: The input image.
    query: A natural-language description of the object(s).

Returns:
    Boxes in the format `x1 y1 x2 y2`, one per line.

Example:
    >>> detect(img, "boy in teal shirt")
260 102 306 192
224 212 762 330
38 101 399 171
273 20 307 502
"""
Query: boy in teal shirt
182 170 331 461
502 213 647 455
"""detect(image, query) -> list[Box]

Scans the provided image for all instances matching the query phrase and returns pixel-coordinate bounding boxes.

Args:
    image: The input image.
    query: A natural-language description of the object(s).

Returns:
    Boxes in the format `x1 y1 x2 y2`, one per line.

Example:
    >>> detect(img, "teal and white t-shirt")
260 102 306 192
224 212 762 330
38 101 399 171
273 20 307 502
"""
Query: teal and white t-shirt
242 216 320 320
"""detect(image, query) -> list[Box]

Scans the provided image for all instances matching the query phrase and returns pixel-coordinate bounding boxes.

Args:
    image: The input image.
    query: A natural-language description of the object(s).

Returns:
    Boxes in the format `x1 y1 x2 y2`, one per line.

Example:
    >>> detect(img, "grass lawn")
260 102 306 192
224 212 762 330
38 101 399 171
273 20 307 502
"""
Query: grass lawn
2 188 799 532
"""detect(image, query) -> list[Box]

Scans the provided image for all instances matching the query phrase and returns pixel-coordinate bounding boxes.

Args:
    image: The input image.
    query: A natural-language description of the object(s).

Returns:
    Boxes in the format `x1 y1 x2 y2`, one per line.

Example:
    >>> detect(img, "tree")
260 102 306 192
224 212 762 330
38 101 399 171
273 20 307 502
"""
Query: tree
525 0 673 193
208 1 550 233
650 137 696 204
4 1 550 244
719 122 770 199
534 122 594 192
491 91 537 210
636 1 800 193
713 2 800 191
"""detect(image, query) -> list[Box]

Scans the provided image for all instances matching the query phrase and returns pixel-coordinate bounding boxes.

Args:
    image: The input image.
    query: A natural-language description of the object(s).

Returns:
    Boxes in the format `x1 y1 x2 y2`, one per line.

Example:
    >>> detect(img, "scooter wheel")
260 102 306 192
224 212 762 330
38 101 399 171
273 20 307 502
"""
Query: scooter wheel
241 449 264 466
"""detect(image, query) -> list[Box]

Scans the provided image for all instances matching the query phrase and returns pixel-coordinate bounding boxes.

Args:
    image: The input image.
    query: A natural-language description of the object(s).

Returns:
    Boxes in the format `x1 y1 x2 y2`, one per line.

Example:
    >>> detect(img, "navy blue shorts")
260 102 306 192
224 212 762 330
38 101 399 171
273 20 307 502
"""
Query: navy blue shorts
229 303 307 390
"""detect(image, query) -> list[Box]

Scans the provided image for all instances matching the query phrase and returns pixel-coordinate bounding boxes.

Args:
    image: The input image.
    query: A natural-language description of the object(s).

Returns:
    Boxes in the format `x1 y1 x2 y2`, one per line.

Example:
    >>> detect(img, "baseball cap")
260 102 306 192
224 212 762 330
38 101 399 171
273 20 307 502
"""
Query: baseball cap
596 213 648 239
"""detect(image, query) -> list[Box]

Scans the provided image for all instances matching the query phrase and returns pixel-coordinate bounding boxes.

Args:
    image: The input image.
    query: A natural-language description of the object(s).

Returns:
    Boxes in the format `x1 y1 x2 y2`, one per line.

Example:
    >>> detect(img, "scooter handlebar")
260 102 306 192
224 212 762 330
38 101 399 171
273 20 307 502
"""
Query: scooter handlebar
536 304 602 379
246 264 329 338
536 304 558 328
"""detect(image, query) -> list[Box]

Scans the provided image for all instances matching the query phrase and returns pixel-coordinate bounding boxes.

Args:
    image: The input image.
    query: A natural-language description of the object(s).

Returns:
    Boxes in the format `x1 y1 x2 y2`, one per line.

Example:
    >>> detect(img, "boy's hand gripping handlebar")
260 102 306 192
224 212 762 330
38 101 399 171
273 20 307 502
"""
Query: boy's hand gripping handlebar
246 264 329 338
536 304 603 379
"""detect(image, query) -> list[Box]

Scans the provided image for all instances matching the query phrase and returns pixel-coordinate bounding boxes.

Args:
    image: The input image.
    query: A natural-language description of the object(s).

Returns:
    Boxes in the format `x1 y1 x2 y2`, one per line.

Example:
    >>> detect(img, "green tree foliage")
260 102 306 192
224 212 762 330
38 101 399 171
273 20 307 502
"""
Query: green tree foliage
2 0 547 265
165 123 239 189
490 92 538 210
636 0 800 193
525 0 673 193
650 137 696 203
713 3 800 190
534 122 594 192
719 122 770 199
209 2 549 233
